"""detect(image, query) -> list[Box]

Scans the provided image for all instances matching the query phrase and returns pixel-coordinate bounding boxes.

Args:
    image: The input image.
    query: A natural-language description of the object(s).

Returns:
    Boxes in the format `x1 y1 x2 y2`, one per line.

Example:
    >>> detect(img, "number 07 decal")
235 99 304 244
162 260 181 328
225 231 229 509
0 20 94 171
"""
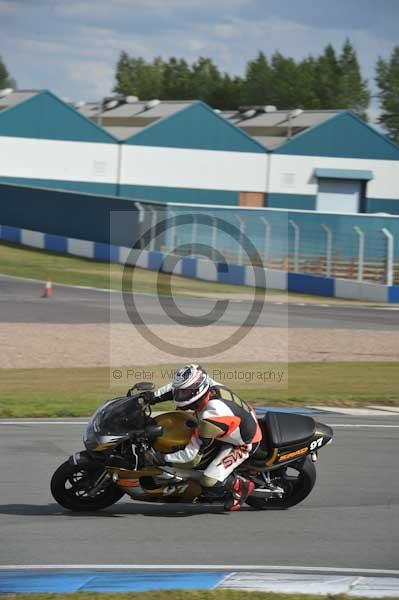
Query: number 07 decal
310 437 324 451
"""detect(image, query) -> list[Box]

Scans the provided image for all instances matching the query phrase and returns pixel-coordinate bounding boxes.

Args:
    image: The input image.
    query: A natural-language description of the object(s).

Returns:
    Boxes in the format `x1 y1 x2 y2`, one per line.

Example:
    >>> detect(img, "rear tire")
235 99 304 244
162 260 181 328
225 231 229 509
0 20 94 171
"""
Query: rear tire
246 456 316 510
51 460 125 512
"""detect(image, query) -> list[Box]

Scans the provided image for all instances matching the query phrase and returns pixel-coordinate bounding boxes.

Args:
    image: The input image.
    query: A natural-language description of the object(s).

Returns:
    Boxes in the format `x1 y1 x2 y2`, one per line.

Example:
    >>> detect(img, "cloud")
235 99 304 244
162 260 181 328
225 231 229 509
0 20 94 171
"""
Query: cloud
0 0 397 110
64 59 114 99
186 15 396 83
0 0 19 13
53 0 251 19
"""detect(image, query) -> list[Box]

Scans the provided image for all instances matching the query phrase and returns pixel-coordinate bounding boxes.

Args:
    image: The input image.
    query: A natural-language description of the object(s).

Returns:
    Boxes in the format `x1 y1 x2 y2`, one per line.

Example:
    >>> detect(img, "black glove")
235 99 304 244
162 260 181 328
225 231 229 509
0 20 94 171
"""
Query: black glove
127 388 155 402
148 393 163 405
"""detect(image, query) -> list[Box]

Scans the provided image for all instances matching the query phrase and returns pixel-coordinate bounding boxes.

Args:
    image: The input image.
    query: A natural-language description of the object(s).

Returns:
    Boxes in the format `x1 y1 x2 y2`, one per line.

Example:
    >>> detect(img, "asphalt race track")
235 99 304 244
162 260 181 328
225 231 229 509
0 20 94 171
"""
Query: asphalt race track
0 414 398 568
1 273 398 570
1 274 399 329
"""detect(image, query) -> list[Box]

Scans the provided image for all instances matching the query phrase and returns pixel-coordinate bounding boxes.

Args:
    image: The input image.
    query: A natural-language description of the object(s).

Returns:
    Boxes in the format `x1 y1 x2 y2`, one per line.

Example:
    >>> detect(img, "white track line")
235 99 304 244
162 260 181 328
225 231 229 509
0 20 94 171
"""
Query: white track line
0 421 399 428
0 272 203 300
328 424 399 428
1 565 399 576
0 272 114 294
2 272 399 310
0 421 88 425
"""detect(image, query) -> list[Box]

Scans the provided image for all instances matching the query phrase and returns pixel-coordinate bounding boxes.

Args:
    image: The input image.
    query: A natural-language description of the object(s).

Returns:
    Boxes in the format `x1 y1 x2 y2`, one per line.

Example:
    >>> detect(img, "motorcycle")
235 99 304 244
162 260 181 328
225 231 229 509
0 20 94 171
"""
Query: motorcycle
51 382 333 511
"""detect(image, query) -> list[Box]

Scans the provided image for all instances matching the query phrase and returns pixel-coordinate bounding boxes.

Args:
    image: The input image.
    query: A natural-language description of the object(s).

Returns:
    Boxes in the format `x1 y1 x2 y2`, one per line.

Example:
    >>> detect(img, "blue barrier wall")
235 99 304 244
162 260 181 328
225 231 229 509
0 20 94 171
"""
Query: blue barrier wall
0 182 162 246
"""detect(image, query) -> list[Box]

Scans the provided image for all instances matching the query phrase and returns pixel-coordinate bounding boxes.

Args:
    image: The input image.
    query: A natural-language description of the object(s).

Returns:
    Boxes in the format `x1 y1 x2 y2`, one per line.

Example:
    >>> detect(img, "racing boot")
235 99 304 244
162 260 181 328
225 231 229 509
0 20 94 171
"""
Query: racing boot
224 475 255 512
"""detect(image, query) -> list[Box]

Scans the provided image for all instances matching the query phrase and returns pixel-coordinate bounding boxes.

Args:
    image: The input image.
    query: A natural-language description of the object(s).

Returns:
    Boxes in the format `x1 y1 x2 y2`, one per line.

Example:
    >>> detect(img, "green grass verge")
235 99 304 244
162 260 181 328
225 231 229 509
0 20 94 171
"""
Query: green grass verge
1 362 398 417
0 241 372 303
2 592 397 600
0 241 253 296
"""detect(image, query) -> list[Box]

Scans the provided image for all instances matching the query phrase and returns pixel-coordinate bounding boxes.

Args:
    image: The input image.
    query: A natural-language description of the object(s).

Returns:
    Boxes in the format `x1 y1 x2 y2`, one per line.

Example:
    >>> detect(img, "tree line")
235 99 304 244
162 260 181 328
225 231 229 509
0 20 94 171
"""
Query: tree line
0 57 14 91
113 41 399 143
1 42 399 142
114 40 371 118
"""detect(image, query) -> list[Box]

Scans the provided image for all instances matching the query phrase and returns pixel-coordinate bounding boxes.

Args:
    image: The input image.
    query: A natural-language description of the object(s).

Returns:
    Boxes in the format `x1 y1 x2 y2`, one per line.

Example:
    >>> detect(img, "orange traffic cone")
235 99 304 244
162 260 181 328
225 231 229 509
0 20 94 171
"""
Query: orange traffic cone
42 278 52 298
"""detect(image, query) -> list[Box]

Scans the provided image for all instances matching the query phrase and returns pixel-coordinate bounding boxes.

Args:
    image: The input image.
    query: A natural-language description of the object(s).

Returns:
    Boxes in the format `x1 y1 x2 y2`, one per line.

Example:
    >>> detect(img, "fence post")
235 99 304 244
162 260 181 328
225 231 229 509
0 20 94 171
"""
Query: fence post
353 226 364 282
135 202 145 249
260 216 270 267
236 215 245 265
169 210 177 252
192 214 198 253
321 224 332 277
382 228 394 286
289 219 300 273
148 207 157 252
211 215 217 261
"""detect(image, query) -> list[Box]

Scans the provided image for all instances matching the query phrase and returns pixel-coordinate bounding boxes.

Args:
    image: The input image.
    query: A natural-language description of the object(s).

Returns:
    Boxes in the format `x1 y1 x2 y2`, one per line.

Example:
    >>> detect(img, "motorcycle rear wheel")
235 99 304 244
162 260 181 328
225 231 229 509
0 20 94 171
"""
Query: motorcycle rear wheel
51 460 125 511
246 456 316 510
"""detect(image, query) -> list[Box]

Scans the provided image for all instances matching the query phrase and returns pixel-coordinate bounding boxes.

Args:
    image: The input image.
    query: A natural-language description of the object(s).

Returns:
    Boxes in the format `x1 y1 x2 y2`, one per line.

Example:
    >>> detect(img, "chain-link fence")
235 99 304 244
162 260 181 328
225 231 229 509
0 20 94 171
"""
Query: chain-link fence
136 203 399 285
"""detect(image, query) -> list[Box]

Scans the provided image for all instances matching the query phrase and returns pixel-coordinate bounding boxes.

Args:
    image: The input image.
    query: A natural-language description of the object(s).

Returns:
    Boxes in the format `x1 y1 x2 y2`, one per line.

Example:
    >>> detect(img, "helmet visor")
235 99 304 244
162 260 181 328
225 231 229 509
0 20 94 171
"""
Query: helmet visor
173 386 198 404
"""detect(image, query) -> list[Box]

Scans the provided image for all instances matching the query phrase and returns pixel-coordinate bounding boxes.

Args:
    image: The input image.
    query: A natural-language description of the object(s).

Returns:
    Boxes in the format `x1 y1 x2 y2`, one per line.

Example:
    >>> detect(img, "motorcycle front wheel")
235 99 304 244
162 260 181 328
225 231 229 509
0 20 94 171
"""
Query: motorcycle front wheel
246 456 316 510
50 460 125 511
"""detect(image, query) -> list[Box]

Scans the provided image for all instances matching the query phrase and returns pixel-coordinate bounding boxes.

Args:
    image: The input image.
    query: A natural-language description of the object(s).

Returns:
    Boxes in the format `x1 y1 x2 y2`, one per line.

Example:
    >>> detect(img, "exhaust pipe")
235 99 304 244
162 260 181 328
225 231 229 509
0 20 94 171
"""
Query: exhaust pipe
251 485 284 498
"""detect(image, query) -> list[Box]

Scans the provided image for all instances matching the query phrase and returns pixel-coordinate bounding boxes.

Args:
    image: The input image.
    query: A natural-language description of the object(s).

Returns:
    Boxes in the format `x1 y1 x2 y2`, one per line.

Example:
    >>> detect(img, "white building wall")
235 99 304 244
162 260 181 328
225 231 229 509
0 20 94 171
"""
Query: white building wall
120 145 269 192
0 136 119 184
268 154 399 199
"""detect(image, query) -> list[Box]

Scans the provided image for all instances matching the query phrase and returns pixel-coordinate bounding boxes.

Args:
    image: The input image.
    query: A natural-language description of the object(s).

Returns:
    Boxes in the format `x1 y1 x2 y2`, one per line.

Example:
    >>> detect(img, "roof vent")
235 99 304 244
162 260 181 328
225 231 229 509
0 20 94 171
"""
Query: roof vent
0 88 13 98
104 99 119 110
125 95 139 104
289 108 303 118
145 99 160 110
243 109 256 119
264 105 277 112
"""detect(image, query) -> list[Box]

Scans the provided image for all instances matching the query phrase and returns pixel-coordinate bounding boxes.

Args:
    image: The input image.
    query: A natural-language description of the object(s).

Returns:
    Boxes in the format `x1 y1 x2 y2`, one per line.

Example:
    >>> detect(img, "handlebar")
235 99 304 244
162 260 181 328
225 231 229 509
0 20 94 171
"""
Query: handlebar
126 387 164 407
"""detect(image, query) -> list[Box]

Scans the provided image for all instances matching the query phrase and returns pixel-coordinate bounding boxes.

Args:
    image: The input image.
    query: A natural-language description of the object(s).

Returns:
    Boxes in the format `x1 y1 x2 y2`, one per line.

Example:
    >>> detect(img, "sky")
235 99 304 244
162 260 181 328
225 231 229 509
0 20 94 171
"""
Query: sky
0 0 398 122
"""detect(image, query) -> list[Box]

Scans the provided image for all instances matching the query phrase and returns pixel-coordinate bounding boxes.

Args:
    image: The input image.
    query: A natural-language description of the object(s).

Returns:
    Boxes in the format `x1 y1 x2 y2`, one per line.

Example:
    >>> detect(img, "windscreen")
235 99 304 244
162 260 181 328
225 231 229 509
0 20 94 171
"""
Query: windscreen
92 396 146 435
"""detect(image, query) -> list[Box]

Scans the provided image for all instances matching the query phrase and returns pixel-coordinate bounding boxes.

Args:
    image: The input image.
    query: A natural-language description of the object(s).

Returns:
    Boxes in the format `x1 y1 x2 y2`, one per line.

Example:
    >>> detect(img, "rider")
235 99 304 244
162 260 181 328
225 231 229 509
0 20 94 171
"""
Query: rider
151 364 262 511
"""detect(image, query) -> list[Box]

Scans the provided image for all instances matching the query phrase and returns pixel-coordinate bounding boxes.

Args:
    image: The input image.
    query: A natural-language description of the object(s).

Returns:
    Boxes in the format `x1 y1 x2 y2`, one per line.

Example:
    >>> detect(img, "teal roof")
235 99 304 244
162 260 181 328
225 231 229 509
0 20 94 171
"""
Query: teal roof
124 101 267 153
315 168 373 180
0 91 116 143
276 111 399 160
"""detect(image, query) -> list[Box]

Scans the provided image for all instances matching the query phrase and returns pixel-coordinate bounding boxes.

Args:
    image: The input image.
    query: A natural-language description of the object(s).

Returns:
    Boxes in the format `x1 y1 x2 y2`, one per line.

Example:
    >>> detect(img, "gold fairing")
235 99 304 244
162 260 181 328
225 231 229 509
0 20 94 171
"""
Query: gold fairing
142 478 202 502
152 411 196 452
266 448 279 466
95 442 115 451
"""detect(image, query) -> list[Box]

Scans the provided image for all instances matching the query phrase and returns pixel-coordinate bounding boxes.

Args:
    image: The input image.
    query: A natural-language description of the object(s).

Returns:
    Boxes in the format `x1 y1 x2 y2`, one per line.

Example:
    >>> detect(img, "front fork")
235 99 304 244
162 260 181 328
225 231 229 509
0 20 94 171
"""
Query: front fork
86 470 112 498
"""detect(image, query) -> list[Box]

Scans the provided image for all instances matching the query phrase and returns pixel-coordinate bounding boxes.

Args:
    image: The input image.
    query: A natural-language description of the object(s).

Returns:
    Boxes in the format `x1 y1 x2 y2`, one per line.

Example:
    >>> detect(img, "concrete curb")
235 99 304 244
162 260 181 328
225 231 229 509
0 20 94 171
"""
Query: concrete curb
1 567 399 596
218 572 399 597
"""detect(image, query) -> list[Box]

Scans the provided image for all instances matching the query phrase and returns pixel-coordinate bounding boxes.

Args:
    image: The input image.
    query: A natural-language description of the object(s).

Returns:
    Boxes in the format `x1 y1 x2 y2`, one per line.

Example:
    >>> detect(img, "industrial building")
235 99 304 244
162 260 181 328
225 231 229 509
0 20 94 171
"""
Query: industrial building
1 88 398 301
0 89 118 195
118 101 268 205
1 88 399 213
264 110 399 214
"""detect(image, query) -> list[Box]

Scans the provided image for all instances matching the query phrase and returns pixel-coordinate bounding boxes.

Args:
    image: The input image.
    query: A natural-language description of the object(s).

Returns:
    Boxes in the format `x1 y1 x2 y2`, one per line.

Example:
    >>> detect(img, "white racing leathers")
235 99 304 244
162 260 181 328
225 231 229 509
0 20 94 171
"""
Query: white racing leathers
154 380 262 487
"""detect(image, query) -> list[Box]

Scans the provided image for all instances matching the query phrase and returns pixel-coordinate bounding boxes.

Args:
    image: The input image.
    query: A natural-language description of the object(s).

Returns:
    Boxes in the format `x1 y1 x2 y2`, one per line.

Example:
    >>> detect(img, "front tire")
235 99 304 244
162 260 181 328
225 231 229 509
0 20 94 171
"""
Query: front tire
51 460 125 512
246 456 316 510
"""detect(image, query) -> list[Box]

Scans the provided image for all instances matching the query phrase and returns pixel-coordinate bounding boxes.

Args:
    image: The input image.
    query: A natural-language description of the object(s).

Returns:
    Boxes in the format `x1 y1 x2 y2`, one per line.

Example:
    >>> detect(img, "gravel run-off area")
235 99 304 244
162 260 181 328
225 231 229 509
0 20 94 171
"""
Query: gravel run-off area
1 323 399 369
